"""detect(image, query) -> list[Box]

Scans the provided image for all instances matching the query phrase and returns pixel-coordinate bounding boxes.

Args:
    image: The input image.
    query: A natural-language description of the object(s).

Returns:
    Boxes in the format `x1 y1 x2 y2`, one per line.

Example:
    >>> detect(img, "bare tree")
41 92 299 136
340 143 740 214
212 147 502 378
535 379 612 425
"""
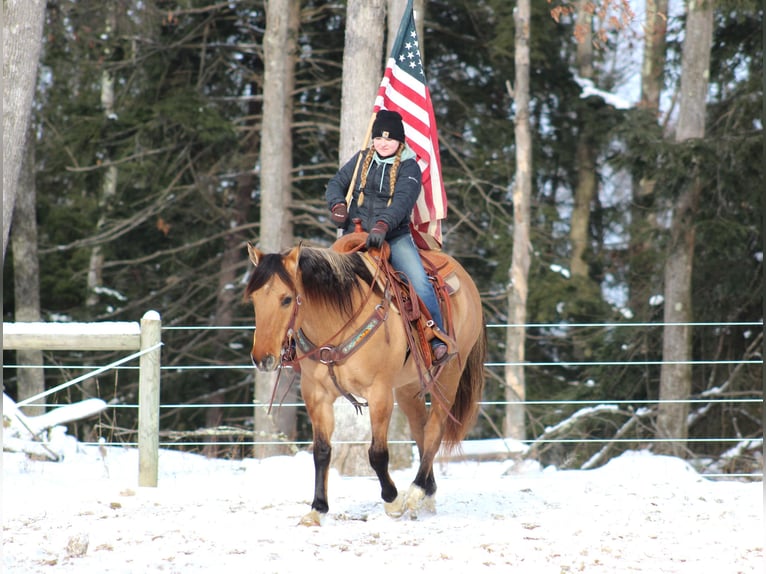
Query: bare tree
86 2 119 315
253 0 300 457
629 0 668 320
640 0 669 113
2 0 46 261
11 130 44 416
503 0 532 440
569 0 595 280
656 0 714 457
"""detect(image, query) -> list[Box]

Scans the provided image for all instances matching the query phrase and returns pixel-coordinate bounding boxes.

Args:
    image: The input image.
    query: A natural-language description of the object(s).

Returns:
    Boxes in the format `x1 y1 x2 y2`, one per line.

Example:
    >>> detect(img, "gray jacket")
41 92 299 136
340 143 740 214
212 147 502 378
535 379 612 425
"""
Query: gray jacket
325 146 421 239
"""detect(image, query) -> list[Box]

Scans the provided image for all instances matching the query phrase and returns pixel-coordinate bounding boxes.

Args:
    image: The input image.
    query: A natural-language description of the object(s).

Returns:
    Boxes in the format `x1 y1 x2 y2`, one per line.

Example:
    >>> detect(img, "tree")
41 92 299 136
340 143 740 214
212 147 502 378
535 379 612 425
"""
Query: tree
628 0 669 323
503 0 532 440
2 0 46 262
253 0 301 457
656 0 714 457
569 0 596 280
85 1 119 316
11 130 44 416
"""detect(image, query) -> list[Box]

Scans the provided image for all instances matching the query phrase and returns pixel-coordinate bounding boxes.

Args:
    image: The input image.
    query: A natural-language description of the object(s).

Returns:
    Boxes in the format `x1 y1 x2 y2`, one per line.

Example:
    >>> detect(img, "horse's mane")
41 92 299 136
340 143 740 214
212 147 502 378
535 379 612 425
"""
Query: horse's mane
244 251 296 297
244 247 374 318
298 247 374 317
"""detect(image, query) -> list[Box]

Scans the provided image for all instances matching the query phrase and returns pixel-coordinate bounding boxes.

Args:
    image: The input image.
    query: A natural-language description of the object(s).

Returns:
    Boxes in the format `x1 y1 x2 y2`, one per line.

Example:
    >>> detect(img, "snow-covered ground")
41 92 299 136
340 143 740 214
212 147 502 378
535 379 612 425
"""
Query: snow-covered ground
2 441 763 574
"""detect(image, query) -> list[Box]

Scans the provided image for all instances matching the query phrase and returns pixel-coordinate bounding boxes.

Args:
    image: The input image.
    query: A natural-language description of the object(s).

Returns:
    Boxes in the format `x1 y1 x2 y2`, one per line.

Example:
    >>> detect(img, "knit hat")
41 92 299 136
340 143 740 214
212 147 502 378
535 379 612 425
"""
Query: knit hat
371 110 406 143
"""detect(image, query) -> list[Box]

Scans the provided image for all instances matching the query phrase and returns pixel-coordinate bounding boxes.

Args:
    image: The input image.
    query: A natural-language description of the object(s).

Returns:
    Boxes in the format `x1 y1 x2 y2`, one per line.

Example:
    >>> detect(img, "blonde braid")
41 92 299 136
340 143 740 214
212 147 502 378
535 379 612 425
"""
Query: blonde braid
356 147 376 206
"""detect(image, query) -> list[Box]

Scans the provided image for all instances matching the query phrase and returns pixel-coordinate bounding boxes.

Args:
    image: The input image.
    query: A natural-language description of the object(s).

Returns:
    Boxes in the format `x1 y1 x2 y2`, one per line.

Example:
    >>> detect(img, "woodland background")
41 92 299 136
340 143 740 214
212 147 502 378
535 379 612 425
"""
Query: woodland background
2 0 762 475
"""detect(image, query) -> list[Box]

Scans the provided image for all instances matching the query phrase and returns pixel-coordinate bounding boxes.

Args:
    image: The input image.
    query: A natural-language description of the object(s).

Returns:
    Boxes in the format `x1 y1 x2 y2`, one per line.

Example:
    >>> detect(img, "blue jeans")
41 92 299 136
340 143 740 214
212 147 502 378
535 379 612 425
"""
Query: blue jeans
388 234 444 332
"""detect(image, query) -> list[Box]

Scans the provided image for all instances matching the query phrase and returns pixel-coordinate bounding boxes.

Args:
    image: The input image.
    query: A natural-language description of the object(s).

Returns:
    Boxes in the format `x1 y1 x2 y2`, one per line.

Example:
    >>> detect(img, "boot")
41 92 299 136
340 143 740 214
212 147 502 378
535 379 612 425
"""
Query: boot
430 325 456 367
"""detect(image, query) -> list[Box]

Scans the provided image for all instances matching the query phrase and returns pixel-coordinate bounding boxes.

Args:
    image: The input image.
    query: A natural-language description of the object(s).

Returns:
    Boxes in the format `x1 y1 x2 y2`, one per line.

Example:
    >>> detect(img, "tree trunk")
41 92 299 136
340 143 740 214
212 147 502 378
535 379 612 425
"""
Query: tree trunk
11 129 45 417
386 0 424 58
333 0 390 476
640 0 669 112
569 1 598 360
254 0 300 458
339 0 386 160
503 0 531 440
81 3 119 413
204 178 253 458
570 0 594 283
86 2 119 313
2 0 46 262
656 0 713 457
628 0 668 322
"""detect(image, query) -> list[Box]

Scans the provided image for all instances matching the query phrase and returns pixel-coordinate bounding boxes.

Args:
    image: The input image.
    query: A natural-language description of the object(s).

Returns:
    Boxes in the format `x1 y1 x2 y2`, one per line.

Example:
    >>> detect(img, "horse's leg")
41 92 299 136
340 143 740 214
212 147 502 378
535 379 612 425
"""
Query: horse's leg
393 385 435 495
382 384 436 518
394 384 427 450
299 386 335 526
402 369 463 518
365 385 401 516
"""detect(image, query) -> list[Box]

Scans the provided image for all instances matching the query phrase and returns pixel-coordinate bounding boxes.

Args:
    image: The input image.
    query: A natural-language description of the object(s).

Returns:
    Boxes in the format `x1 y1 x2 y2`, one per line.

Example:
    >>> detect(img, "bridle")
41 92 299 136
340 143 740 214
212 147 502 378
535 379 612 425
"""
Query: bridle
271 258 390 414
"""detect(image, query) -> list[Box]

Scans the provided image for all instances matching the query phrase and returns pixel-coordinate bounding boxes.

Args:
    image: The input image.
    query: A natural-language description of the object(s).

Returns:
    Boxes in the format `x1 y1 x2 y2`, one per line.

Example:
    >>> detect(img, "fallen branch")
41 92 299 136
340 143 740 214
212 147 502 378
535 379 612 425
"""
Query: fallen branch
581 407 654 470
525 404 620 459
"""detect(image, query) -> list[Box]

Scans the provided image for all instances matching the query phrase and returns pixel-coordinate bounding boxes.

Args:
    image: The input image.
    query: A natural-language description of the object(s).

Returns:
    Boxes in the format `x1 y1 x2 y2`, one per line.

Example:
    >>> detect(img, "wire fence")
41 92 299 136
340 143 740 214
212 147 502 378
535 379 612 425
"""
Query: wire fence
4 321 763 480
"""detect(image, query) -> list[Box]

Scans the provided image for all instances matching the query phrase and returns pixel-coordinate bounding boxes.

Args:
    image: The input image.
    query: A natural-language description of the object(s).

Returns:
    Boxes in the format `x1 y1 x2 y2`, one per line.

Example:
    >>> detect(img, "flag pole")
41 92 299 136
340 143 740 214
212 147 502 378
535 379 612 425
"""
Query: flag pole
343 111 377 206
337 111 377 238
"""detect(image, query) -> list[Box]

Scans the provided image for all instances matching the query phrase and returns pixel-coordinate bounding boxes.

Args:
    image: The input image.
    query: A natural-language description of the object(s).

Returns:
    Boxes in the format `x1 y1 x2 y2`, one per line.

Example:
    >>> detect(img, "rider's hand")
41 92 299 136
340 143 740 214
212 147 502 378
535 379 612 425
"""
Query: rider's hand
330 203 348 227
366 221 389 249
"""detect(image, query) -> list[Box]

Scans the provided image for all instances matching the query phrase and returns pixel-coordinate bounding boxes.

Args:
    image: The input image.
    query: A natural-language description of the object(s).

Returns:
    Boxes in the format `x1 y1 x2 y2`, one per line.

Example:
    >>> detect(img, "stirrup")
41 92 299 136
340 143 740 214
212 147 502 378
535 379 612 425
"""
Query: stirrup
429 325 456 367
430 325 456 354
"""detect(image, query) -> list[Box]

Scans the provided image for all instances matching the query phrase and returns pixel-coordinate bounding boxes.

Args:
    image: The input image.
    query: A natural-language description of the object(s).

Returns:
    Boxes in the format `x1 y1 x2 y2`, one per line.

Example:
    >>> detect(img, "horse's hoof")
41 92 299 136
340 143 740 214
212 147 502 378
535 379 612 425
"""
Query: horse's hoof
298 509 324 526
384 493 405 518
403 484 427 519
423 494 436 514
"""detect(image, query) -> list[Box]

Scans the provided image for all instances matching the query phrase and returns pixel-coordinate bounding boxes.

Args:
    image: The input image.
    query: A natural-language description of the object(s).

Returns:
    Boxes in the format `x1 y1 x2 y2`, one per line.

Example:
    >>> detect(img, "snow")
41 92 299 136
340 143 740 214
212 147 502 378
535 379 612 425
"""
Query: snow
3 441 763 574
3 321 141 336
574 76 633 110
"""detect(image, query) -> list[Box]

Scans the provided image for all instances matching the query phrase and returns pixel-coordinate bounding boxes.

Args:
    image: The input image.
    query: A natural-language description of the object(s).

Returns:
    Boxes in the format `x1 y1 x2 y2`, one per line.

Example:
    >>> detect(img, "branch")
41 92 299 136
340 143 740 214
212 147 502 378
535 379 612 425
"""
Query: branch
581 407 654 470
525 404 620 459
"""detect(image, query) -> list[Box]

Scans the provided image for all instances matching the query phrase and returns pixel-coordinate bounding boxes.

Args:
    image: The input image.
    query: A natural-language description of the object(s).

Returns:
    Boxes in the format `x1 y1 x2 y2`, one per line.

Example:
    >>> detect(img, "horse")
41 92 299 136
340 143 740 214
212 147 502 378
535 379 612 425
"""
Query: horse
244 239 486 525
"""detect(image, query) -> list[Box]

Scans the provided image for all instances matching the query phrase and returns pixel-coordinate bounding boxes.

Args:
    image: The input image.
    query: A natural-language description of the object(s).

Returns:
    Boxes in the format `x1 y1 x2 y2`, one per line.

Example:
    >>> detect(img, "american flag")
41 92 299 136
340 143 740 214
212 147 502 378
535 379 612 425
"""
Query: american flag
373 0 445 249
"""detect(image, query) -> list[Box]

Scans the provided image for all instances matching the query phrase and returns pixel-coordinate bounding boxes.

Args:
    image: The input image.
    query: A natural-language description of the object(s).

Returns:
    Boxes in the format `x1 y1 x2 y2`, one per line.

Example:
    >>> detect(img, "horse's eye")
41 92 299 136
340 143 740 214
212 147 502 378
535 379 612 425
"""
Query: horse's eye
281 295 292 307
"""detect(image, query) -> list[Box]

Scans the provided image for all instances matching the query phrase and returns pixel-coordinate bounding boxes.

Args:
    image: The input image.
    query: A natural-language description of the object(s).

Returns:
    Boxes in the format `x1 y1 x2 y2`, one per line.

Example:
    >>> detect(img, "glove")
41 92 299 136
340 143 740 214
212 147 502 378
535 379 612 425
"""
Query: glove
330 203 348 227
366 221 389 249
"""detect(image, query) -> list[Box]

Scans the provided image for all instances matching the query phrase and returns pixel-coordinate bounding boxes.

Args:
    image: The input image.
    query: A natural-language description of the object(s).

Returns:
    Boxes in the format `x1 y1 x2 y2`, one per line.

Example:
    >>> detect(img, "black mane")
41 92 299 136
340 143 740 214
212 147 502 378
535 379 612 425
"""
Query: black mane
244 252 295 298
298 248 374 317
244 248 374 318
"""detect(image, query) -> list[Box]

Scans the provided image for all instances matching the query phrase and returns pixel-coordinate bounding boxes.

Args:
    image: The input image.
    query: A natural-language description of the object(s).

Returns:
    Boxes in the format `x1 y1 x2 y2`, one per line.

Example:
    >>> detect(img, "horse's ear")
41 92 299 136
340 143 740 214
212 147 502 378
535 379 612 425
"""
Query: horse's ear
247 242 262 267
284 244 301 276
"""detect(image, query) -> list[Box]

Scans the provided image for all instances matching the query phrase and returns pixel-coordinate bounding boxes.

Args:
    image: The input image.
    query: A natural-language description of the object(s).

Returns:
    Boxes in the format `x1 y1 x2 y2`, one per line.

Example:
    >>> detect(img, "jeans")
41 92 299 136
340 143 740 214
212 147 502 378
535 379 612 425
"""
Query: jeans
388 234 444 332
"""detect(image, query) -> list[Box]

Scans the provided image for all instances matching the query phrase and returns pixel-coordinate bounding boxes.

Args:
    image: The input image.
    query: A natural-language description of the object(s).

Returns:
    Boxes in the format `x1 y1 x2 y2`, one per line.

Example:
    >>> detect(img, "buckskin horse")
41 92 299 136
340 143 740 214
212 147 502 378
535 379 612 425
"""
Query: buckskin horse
245 237 486 525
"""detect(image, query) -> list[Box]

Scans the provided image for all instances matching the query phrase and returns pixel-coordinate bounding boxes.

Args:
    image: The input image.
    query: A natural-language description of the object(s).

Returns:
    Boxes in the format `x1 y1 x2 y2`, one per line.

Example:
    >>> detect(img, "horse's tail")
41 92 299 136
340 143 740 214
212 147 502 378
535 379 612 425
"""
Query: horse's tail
443 321 487 449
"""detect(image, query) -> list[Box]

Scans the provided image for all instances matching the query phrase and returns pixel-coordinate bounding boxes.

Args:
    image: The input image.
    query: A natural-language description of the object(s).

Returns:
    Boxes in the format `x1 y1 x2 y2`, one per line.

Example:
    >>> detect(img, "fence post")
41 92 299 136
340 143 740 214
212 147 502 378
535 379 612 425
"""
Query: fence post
138 310 162 487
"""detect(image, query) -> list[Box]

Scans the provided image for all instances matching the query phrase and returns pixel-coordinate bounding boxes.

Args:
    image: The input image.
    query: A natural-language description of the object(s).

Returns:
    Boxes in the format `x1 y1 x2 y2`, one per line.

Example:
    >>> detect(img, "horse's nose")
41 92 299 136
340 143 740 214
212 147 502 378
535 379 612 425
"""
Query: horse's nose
251 353 277 372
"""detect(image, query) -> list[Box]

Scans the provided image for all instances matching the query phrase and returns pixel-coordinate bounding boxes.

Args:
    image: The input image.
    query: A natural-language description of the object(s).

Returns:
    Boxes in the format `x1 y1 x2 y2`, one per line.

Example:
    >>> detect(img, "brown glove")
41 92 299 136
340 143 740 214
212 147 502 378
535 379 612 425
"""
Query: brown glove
330 203 348 227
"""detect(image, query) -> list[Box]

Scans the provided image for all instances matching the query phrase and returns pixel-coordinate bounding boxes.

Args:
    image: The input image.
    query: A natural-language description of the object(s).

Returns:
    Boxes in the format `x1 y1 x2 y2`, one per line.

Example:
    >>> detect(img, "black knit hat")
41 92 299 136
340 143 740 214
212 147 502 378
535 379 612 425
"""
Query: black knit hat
371 110 406 143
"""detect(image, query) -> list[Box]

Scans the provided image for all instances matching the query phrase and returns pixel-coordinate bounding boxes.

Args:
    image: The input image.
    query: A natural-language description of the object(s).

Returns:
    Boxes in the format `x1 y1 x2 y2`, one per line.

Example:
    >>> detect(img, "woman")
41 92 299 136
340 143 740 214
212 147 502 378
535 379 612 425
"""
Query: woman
325 109 453 366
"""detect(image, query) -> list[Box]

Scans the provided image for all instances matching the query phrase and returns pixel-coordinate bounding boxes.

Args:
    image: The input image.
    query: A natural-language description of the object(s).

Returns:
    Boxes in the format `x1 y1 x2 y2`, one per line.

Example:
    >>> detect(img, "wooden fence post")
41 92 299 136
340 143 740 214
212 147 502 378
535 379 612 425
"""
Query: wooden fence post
138 310 162 487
